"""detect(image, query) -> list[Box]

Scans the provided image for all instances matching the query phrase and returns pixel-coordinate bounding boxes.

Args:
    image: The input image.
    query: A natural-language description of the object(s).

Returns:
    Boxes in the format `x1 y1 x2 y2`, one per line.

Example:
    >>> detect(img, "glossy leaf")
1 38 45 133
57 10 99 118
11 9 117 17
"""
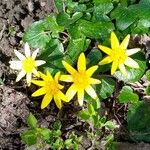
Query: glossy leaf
118 86 139 104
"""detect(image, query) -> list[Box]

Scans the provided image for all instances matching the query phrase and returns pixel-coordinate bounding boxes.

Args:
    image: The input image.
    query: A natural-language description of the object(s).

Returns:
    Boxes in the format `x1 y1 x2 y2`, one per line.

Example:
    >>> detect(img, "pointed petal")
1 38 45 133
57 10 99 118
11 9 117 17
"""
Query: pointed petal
60 75 73 82
41 94 52 109
14 50 25 60
58 84 64 89
111 61 119 75
32 68 40 77
26 73 32 86
111 32 120 49
126 48 140 56
32 87 46 97
54 72 60 82
120 34 130 49
86 65 98 77
124 57 139 68
99 56 112 65
66 84 77 101
54 96 62 109
9 61 22 70
77 53 86 72
85 85 97 99
35 60 46 66
32 48 39 59
77 89 84 106
62 61 77 75
119 64 127 76
89 78 101 84
45 70 53 80
16 70 26 82
25 43 31 57
39 72 49 80
32 80 45 86
98 45 112 55
57 91 69 102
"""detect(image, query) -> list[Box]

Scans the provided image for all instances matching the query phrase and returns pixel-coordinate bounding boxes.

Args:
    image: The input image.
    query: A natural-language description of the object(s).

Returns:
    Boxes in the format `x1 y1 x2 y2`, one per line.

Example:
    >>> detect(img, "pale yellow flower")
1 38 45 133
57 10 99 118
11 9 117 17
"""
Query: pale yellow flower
32 71 69 109
60 53 101 106
98 32 140 76
9 43 46 86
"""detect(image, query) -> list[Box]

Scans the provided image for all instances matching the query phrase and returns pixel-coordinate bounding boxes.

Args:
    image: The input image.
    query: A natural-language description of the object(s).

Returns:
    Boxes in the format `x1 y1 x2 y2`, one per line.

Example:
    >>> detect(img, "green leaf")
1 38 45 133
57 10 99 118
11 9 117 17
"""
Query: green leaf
27 113 38 129
52 120 62 130
127 101 150 142
88 104 96 116
114 52 146 83
23 20 51 49
40 128 51 141
146 84 150 96
86 48 102 67
96 77 115 99
79 19 114 39
65 37 88 64
118 86 139 104
65 139 73 147
105 121 116 130
54 0 64 12
21 130 37 146
146 70 150 81
79 111 90 120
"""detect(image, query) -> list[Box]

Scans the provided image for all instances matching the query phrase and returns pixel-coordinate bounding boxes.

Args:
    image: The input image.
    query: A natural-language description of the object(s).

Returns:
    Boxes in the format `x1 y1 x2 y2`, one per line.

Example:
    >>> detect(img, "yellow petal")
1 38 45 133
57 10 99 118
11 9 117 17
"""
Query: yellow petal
32 87 46 97
126 48 140 56
89 78 101 84
25 43 31 57
119 64 127 76
60 75 73 82
98 45 112 55
16 70 26 82
32 80 45 86
14 50 25 60
111 61 119 75
120 34 130 49
124 57 139 68
62 61 77 75
54 96 62 109
41 94 52 109
77 89 84 106
86 65 98 77
9 61 22 70
58 84 64 89
39 72 49 81
77 53 86 72
111 32 120 49
66 84 77 100
26 73 32 86
99 56 112 65
57 91 69 102
85 85 97 99
32 48 39 59
54 72 60 83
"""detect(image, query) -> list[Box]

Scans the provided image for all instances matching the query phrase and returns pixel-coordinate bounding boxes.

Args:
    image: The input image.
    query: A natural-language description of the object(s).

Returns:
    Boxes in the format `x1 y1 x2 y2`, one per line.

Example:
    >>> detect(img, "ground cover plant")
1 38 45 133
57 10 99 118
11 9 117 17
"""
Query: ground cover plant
0 0 150 149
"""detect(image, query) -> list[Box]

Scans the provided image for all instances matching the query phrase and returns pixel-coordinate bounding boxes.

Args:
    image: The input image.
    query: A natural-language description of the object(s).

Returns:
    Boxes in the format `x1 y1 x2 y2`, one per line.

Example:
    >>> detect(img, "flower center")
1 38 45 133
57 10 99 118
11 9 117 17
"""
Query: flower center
22 57 36 73
110 48 127 64
73 71 89 89
45 80 59 95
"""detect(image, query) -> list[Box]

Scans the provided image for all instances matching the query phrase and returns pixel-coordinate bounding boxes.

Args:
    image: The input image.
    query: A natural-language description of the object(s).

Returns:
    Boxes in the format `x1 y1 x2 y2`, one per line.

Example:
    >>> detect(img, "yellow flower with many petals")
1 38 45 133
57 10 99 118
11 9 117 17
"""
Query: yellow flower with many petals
60 53 101 106
98 32 140 76
32 71 69 109
9 43 46 86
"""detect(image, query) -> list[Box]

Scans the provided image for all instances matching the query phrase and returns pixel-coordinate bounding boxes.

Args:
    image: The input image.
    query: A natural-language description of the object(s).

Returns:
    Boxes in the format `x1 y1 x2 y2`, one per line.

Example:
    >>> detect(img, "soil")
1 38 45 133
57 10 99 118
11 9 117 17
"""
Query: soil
0 0 150 150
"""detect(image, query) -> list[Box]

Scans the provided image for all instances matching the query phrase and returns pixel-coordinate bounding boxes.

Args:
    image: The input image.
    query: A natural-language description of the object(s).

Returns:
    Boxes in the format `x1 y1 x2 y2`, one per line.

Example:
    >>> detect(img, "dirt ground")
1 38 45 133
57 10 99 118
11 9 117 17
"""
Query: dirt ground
0 0 150 150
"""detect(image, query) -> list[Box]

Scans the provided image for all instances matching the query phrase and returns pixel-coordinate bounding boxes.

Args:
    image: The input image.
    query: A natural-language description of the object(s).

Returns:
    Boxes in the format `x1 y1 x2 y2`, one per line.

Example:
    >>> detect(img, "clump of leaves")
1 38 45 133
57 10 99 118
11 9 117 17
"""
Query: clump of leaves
21 113 82 150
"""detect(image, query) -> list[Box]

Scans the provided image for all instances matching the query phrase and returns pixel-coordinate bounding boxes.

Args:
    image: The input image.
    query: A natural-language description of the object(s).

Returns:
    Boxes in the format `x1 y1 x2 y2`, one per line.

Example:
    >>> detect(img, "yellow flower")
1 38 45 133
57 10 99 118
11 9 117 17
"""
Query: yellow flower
32 71 68 109
60 53 101 106
98 32 140 76
9 43 46 86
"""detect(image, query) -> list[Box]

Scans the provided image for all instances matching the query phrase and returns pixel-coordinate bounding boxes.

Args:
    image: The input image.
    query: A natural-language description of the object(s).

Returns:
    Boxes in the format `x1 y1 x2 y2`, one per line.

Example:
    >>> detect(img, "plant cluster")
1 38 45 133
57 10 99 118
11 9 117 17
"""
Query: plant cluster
8 0 150 149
